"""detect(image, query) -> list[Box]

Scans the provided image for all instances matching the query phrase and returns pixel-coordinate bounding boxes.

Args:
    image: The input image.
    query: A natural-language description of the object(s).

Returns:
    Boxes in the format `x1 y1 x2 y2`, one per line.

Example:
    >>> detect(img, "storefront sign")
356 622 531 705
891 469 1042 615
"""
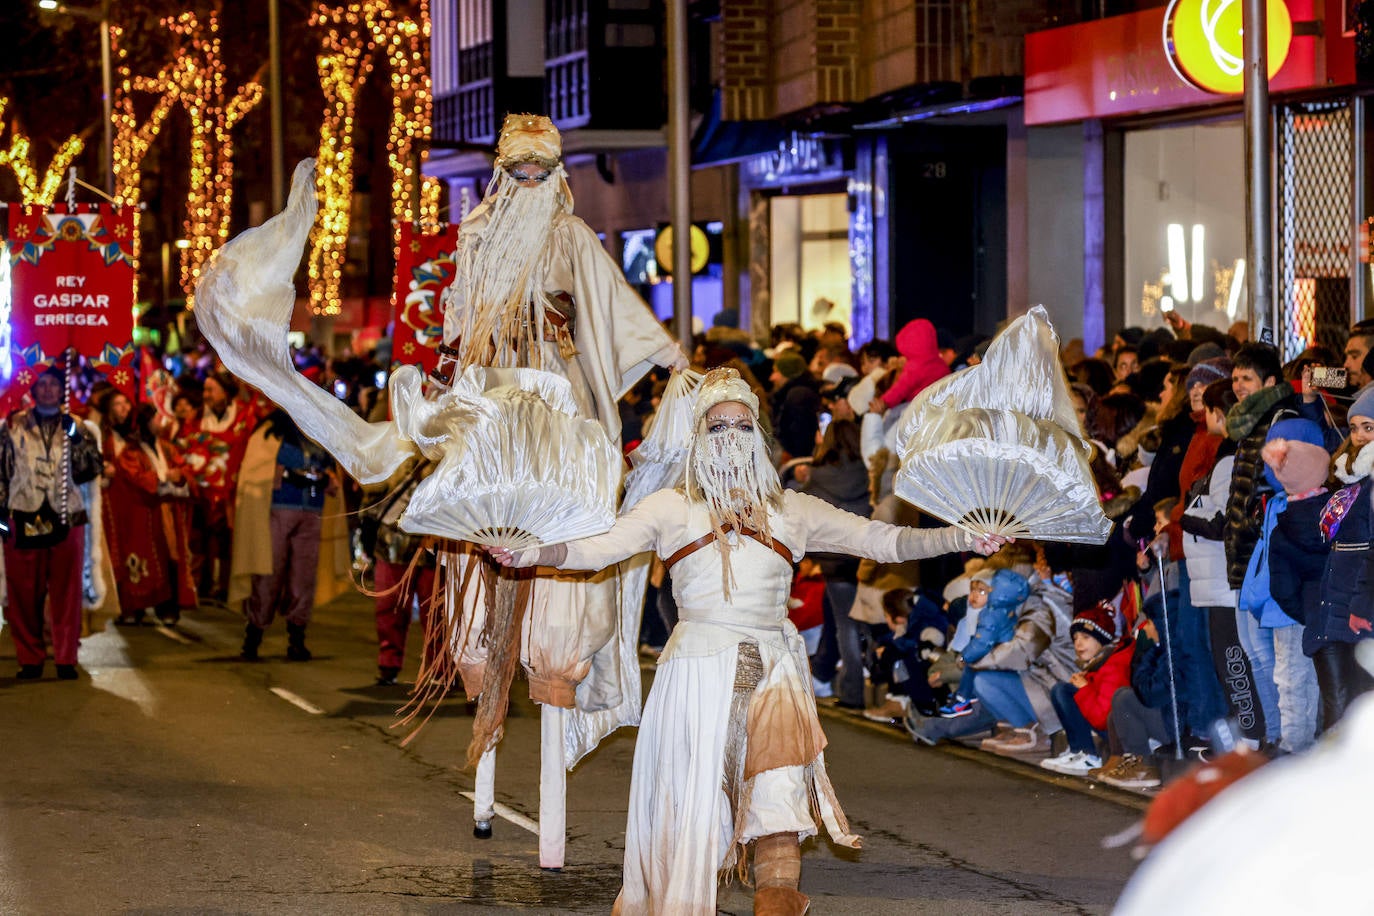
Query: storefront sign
1025 0 1346 124
742 132 847 188
391 222 459 373
1165 0 1292 94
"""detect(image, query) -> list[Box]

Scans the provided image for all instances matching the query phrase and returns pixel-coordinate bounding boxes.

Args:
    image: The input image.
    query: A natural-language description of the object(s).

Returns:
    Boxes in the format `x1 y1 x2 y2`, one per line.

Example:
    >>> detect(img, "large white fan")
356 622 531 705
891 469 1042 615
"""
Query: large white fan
621 368 702 510
399 366 623 549
893 306 1111 544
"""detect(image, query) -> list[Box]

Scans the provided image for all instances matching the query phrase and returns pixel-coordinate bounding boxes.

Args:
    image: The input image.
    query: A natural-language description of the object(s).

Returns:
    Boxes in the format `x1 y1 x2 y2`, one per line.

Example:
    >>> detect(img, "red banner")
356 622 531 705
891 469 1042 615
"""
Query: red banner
6 203 135 359
391 222 459 373
2 203 137 412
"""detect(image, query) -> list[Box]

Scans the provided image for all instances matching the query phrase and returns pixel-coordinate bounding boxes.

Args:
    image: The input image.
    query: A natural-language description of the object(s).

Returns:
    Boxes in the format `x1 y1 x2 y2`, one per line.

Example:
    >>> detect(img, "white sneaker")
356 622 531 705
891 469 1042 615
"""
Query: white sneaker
1040 750 1103 776
812 676 834 698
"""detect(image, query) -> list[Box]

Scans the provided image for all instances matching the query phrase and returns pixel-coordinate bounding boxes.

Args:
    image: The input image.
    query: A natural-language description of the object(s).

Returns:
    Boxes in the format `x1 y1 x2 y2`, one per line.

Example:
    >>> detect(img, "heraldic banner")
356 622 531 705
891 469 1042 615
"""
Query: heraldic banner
6 203 135 362
391 222 458 374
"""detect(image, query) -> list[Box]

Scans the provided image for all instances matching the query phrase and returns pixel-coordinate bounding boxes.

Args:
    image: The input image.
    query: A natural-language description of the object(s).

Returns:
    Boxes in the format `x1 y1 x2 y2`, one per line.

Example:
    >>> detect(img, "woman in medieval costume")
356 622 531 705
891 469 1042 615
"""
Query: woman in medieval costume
493 368 1005 915
99 394 197 626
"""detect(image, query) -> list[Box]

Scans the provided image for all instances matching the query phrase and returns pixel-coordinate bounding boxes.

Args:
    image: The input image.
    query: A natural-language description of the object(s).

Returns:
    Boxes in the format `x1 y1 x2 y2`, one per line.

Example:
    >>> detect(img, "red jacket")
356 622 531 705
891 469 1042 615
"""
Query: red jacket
1073 642 1135 731
1167 415 1224 560
880 318 950 409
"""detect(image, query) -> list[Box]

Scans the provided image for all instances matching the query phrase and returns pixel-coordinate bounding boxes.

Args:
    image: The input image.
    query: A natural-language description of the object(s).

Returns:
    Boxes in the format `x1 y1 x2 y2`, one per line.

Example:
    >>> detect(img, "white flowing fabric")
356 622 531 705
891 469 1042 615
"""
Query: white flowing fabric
1116 691 1374 913
894 306 1111 545
622 368 703 511
555 488 969 914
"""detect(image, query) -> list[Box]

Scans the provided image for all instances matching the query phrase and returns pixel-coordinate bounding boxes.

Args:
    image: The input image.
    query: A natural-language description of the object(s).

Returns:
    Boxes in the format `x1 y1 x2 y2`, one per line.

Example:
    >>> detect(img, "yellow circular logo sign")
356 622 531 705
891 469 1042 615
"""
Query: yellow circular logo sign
1163 0 1293 95
654 224 710 276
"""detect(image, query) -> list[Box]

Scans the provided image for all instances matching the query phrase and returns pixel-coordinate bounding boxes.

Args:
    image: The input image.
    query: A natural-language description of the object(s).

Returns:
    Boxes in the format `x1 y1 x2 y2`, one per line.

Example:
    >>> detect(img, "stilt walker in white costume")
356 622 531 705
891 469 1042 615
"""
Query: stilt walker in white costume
192 114 684 873
493 368 1007 915
430 113 684 867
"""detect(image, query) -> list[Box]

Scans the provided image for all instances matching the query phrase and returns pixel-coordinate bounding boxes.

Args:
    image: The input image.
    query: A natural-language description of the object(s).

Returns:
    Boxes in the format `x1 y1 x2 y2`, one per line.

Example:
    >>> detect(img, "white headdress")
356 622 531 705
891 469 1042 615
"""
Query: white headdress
683 368 780 599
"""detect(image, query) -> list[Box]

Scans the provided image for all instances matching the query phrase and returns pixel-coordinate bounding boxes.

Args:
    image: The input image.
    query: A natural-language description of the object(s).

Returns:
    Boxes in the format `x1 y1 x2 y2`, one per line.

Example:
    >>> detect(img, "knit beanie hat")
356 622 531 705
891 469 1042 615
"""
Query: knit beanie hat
1071 601 1119 646
1350 386 1374 423
1263 418 1331 495
1185 356 1232 392
773 349 806 380
1186 341 1227 366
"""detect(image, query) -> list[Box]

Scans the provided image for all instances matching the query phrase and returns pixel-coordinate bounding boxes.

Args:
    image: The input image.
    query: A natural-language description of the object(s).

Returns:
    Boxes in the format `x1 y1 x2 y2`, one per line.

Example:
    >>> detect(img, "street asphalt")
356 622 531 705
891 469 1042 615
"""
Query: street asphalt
0 591 1143 914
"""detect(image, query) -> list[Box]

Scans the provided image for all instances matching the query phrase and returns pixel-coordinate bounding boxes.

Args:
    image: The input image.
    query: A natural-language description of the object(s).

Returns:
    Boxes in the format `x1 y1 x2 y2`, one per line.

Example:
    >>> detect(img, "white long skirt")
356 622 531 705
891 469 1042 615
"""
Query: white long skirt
617 621 856 915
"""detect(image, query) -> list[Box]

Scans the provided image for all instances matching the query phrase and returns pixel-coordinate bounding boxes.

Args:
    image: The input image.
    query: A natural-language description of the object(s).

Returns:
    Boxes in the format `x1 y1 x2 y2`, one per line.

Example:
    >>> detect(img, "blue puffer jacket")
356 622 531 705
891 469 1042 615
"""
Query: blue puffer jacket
962 569 1030 665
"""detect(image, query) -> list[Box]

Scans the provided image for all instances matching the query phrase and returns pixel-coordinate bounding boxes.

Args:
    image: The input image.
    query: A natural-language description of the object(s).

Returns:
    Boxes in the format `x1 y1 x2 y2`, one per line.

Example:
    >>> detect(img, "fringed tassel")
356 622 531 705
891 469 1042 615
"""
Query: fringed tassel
397 545 485 745
718 640 764 884
465 566 535 768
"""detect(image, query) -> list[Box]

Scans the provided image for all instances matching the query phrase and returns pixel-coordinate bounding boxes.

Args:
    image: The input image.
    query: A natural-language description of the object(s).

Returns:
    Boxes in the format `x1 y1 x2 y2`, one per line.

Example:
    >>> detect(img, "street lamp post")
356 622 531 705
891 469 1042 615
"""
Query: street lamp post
38 0 115 198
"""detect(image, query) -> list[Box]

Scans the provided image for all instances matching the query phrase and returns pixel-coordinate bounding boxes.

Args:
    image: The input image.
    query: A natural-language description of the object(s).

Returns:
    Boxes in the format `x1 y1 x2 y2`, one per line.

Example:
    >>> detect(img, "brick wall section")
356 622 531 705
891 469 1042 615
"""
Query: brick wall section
771 0 817 114
814 0 861 104
721 0 1072 121
721 0 772 120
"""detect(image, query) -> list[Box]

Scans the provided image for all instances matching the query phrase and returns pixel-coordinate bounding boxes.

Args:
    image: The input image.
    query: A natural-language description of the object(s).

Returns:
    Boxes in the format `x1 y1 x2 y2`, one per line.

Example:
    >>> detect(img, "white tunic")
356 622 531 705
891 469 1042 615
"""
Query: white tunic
558 488 968 915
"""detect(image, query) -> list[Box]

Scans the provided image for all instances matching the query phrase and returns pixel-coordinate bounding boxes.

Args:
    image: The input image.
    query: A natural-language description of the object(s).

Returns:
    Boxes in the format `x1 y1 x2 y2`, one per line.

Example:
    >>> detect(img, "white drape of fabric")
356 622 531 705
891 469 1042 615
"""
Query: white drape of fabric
894 306 1111 545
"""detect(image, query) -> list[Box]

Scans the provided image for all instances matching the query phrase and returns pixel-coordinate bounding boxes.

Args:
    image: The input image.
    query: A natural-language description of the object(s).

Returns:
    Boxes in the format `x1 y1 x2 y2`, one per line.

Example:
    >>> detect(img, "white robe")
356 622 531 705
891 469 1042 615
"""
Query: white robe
557 488 968 914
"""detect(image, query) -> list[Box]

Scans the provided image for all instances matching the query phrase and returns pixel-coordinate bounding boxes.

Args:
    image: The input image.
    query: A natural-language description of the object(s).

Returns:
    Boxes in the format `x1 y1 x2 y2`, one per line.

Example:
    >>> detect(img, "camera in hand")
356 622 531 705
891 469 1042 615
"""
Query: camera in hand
1310 366 1348 389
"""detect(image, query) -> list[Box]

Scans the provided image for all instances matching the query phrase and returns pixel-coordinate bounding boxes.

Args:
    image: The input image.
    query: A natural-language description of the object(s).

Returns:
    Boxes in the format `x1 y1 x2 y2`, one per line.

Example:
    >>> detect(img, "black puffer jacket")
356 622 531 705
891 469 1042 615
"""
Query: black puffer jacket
1223 384 1299 588
1269 494 1331 654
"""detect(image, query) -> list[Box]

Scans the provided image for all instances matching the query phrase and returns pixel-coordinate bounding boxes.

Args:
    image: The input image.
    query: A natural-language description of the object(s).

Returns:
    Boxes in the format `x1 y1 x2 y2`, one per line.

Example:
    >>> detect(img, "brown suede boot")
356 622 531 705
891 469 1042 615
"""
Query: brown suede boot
753 885 810 915
753 832 809 915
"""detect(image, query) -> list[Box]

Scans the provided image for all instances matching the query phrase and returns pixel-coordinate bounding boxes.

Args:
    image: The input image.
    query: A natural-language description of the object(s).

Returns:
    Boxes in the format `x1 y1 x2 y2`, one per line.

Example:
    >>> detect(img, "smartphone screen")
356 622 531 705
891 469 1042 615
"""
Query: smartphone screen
818 411 832 435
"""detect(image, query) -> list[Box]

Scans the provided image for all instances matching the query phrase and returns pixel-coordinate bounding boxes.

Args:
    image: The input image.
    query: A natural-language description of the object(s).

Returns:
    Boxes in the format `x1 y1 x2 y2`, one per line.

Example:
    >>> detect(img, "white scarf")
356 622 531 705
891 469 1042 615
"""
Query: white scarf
1334 441 1374 484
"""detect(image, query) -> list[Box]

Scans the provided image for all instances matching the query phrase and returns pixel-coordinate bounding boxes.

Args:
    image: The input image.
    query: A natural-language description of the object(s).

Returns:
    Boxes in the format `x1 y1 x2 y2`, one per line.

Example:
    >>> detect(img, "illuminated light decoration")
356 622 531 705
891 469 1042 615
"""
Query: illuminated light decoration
110 25 176 304
1227 258 1247 319
1190 224 1205 305
0 98 86 207
133 11 264 307
1163 0 1292 95
1167 223 1189 303
309 0 435 316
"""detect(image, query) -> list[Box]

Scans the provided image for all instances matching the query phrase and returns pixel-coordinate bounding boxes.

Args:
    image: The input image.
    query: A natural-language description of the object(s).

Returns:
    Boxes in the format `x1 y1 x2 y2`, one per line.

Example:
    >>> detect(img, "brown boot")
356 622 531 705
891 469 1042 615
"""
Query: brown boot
754 885 810 915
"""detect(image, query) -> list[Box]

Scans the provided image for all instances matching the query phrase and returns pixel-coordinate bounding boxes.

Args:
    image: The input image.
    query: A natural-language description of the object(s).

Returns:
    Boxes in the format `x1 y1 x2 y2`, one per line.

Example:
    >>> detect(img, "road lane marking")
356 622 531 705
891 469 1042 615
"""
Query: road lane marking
270 687 325 715
154 625 194 645
459 791 540 835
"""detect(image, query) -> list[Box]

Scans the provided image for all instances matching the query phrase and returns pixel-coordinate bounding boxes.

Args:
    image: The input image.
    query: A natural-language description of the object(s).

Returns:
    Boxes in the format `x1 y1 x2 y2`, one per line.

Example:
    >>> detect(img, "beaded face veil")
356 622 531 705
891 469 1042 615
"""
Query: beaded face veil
684 368 782 598
448 114 576 371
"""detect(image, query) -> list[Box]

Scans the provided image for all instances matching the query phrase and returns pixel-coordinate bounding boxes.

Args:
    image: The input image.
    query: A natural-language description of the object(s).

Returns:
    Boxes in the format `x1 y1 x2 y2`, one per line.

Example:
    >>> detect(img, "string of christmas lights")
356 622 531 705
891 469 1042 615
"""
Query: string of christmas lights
0 97 86 207
133 11 263 306
309 0 435 316
111 25 175 303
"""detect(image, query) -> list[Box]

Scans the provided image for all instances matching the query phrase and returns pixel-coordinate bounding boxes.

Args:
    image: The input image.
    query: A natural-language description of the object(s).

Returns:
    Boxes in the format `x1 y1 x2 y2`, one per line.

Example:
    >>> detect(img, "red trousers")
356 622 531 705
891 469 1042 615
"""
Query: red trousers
374 558 438 670
3 527 85 666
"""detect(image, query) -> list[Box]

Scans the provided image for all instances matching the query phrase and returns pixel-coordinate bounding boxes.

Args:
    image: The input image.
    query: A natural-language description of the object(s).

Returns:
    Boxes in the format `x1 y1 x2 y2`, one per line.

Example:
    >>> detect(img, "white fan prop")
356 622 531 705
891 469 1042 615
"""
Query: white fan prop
893 306 1111 545
400 365 623 549
622 368 703 510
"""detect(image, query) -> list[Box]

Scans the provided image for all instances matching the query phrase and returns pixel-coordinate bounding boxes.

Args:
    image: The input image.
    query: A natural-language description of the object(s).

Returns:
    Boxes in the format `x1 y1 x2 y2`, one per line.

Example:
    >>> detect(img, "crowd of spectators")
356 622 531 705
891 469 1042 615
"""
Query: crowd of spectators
0 339 400 676
638 306 1374 793
11 301 1374 799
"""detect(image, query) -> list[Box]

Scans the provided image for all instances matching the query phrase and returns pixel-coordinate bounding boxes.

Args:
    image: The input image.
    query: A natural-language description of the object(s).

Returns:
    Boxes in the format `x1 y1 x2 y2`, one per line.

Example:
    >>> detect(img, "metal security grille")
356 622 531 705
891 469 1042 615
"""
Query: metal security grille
1278 99 1353 360
914 0 960 83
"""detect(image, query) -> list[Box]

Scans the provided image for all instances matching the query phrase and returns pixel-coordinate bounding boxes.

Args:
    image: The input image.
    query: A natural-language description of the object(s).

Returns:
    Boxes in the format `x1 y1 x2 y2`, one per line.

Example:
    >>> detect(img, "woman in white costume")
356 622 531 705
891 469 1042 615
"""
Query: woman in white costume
493 368 1004 915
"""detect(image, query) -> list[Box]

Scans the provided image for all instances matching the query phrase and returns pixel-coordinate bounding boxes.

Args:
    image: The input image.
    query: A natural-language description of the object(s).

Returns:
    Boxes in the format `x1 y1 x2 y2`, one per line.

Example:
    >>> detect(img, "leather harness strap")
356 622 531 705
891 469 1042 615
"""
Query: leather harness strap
665 527 795 571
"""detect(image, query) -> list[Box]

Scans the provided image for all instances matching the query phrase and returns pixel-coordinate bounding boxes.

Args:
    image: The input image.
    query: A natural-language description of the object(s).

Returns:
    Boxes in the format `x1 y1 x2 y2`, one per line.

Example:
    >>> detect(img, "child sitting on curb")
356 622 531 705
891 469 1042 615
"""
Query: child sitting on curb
1040 602 1134 775
865 588 949 721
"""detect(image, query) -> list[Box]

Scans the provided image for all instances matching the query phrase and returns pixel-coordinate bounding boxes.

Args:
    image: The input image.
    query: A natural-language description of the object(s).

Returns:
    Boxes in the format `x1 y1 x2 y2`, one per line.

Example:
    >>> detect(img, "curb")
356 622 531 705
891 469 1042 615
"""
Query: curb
813 701 1154 813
